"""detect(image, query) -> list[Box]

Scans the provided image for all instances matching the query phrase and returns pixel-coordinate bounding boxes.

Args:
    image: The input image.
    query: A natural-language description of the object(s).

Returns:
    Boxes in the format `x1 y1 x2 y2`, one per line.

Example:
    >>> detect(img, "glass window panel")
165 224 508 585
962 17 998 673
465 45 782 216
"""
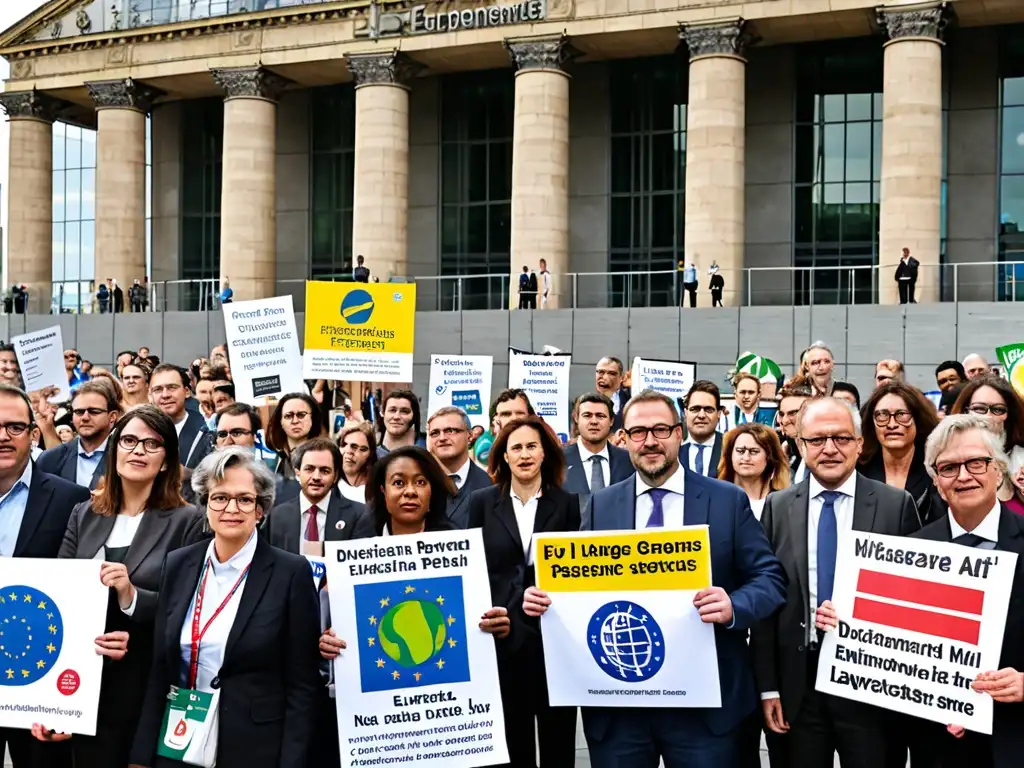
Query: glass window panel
650 194 675 248
610 196 632 250
441 146 461 204
81 130 96 168
465 98 487 142
66 133 81 169
872 122 882 178
441 207 459 256
611 137 633 194
488 142 511 202
823 124 845 182
846 93 872 122
816 185 841 242
794 125 816 183
145 166 152 219
487 83 514 140
466 144 487 203
845 123 872 181
52 223 64 268
1005 78 1024 108
464 206 487 253
650 133 675 192
1001 176 1024 233
823 94 845 123
795 90 816 124
81 169 95 220
53 132 65 170
488 204 510 253
66 170 81 221
1002 106 1024 174
795 185 814 243
65 222 81 268
52 171 65 222
873 92 883 117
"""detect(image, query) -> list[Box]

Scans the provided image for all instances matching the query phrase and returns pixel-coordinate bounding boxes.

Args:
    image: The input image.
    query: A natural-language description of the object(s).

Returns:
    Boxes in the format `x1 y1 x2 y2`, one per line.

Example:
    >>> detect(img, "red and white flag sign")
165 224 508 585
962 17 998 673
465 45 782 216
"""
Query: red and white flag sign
815 531 1017 735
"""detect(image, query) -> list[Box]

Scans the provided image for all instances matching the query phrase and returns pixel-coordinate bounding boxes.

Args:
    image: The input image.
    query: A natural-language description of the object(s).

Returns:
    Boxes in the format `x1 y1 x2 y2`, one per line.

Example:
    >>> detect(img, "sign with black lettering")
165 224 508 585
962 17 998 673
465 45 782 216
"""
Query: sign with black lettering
222 295 304 404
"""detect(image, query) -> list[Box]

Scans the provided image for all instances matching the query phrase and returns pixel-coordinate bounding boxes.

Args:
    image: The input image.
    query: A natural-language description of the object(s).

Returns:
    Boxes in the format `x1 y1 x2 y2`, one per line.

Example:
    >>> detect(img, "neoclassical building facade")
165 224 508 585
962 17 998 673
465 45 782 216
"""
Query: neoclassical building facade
1 0 1024 311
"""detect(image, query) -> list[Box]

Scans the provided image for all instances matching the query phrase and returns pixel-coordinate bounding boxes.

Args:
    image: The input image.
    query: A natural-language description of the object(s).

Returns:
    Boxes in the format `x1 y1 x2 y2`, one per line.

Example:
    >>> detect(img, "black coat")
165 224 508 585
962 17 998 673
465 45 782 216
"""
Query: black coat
446 461 492 529
18 466 92 558
263 492 366 552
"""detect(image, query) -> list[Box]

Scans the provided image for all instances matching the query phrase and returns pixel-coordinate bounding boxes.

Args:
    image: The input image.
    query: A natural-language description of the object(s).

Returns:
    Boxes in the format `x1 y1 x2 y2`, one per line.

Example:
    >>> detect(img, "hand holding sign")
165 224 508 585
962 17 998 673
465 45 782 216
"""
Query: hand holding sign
971 668 1024 703
815 600 839 632
523 586 551 617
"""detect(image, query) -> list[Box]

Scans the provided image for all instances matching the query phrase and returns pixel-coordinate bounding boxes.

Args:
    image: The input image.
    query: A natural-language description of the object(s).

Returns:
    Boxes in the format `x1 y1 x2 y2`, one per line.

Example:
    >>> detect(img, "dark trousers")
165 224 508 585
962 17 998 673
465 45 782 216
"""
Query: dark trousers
898 279 916 304
497 655 576 767
0 729 72 767
684 282 698 307
70 718 134 767
518 292 536 310
311 688 341 767
585 709 741 768
884 711 939 768
711 289 723 307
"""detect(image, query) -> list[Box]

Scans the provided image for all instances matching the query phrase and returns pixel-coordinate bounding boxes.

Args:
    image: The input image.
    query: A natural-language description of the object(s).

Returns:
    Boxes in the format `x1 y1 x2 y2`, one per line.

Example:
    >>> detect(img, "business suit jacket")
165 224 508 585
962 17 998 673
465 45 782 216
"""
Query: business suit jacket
263 492 365 552
350 512 456 539
17 466 92 557
446 461 492 529
611 385 632 430
859 454 947 525
911 506 1024 768
680 433 723 478
581 469 786 738
37 437 107 489
130 536 322 768
178 410 211 468
752 474 921 723
562 442 633 500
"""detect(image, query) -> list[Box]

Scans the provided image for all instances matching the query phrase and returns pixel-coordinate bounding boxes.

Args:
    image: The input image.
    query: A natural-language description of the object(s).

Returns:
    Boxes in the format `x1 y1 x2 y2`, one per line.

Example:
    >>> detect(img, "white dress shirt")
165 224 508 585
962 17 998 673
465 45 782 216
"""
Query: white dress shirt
948 501 1001 543
511 488 541 565
633 468 686 529
76 437 108 488
576 442 611 491
749 496 766 522
300 491 329 541
337 479 366 504
449 459 472 491
174 414 187 436
684 436 716 476
179 530 256 693
807 472 858 640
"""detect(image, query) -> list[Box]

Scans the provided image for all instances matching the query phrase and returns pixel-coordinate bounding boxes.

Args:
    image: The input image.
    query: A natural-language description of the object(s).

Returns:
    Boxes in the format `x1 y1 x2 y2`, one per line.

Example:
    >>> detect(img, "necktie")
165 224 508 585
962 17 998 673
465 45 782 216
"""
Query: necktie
305 504 320 542
953 532 997 550
590 456 606 492
694 445 705 476
448 474 460 492
817 491 842 605
645 488 669 528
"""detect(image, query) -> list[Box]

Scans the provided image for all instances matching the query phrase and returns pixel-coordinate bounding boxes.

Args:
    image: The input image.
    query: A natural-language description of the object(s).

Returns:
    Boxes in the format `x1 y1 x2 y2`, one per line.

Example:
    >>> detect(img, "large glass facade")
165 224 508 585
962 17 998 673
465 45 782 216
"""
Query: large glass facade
310 86 356 280
793 39 883 304
999 25 1024 300
440 71 513 310
52 123 96 312
180 98 223 309
608 55 687 308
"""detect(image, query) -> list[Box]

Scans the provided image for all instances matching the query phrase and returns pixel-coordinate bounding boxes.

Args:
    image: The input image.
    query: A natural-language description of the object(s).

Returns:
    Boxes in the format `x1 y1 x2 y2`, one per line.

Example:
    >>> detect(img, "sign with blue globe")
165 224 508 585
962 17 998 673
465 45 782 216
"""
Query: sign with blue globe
588 601 664 682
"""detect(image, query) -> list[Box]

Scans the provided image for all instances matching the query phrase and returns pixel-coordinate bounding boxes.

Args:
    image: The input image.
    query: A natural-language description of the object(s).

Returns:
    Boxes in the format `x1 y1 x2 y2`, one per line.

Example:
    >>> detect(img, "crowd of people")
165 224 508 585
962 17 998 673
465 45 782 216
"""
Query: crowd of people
0 336 1019 768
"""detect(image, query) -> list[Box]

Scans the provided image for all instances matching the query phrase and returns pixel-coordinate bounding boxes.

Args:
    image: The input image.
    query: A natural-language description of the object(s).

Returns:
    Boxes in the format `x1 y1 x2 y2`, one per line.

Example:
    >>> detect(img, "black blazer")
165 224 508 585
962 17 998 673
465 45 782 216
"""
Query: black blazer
859 453 947 525
178 410 211 468
910 506 1024 768
130 536 321 768
36 437 107 489
16 465 91 558
351 511 456 539
752 474 921 722
680 433 723 479
467 483 581 659
446 462 492 529
59 503 205 728
562 443 633 499
611 386 631 431
263 492 366 552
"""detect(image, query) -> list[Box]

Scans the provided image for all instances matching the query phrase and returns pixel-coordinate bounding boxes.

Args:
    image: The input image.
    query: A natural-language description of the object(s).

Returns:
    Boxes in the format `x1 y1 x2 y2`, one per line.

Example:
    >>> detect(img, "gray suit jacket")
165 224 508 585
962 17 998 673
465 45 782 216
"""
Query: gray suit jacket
36 437 106 489
264 492 365 553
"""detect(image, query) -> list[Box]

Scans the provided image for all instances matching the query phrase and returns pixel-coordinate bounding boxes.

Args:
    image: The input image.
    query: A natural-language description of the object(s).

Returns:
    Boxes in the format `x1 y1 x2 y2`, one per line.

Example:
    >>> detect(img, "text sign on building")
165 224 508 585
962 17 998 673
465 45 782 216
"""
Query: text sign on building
359 0 547 38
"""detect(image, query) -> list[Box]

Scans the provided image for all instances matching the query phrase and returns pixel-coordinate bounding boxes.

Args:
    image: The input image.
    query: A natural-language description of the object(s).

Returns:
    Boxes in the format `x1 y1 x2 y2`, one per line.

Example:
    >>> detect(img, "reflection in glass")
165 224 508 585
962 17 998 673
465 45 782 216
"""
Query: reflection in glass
999 29 1024 300
50 121 97 311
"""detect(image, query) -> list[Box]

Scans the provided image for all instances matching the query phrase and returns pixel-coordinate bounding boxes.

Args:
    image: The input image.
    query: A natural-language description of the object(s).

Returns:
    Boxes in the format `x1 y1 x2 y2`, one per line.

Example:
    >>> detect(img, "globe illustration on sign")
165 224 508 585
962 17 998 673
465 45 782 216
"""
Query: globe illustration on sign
588 600 664 682
378 600 447 668
340 289 375 325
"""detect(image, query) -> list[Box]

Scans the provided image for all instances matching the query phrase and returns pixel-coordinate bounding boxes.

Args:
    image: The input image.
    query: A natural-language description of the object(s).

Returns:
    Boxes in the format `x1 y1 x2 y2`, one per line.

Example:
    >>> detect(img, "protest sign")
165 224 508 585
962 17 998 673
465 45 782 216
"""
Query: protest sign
995 344 1024 396
629 358 696 414
507 349 571 440
222 295 305 404
11 326 70 403
815 531 1017 734
0 559 108 735
326 529 508 768
428 355 493 429
304 281 416 382
533 527 720 708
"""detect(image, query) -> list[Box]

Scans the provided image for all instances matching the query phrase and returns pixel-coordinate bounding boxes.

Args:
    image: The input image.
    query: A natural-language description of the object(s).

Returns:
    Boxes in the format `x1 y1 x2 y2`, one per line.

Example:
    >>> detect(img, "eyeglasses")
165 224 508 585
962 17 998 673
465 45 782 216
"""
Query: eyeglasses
216 428 253 440
0 422 31 437
118 435 164 453
428 427 466 439
686 405 718 415
282 411 310 421
800 435 857 450
72 408 110 418
734 446 764 457
149 384 182 395
968 404 1008 417
625 424 679 442
207 493 258 512
873 409 913 427
934 457 993 479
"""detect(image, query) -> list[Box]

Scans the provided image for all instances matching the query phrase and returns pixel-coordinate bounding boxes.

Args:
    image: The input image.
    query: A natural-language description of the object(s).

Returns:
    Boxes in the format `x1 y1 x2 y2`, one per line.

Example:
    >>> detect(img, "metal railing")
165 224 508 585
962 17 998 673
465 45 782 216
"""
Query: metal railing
16 261 1023 315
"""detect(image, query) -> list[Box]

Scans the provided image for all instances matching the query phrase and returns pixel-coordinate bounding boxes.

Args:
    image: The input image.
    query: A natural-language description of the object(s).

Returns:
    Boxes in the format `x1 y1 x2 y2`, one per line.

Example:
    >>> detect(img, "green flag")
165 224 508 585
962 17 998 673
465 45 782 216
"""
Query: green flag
735 351 783 382
995 344 1024 397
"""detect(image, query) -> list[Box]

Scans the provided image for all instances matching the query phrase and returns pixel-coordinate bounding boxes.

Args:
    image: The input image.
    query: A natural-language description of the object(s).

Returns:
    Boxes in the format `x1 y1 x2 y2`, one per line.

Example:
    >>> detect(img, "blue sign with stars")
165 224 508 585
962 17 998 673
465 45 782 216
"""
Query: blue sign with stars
0 585 63 687
354 575 470 694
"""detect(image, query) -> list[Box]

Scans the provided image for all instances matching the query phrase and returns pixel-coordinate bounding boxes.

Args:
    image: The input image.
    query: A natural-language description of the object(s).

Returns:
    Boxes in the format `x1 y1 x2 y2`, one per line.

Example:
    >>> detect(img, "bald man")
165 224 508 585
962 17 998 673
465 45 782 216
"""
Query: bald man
963 354 990 380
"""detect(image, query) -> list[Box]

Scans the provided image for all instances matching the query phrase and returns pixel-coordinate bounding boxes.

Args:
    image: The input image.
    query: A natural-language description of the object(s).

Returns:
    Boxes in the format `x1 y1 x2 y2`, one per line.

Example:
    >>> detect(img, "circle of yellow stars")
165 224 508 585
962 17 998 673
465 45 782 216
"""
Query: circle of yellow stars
0 593 56 680
369 585 458 682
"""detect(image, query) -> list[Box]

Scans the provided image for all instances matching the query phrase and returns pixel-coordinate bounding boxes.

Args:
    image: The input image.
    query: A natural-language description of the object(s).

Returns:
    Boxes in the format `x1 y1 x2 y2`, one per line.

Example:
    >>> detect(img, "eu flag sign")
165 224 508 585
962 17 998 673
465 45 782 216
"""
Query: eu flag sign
354 575 470 693
0 585 63 687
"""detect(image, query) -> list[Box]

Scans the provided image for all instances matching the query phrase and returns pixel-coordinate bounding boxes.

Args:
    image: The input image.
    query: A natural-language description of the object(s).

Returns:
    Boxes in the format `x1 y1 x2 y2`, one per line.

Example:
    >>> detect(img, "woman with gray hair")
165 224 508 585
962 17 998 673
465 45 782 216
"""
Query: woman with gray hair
129 447 322 768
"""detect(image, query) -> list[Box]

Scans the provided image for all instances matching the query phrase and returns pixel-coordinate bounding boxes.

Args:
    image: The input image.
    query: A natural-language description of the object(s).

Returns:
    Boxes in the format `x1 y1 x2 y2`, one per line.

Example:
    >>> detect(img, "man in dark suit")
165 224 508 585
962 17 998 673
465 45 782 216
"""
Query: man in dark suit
563 392 632 504
895 247 919 304
149 363 210 468
37 380 120 489
426 406 491 528
753 397 921 768
594 356 631 430
682 380 724 478
525 389 786 766
777 383 813 485
264 438 365 554
0 383 90 765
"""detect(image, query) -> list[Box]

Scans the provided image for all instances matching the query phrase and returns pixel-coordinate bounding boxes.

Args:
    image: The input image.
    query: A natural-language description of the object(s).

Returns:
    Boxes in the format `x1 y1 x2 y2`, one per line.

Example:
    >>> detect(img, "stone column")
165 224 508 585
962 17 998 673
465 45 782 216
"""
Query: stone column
679 19 752 307
211 67 288 301
346 51 418 282
877 3 948 305
0 90 58 313
506 35 573 309
86 78 160 302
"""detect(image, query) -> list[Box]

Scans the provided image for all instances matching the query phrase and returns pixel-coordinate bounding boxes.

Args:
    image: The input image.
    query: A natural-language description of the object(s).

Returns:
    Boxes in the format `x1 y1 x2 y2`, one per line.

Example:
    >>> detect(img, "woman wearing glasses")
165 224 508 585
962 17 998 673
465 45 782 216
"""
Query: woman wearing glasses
130 447 322 768
265 392 324 480
32 406 203 766
717 423 790 520
336 422 377 503
951 376 1024 453
859 381 943 524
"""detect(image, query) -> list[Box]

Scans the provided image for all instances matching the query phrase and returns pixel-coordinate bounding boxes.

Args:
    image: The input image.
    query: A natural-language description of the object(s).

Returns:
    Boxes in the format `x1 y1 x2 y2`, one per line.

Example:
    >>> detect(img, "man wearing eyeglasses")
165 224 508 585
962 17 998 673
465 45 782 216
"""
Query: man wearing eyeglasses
752 397 920 768
37 381 120 490
0 383 89 766
427 406 491 528
681 380 724 478
524 388 786 767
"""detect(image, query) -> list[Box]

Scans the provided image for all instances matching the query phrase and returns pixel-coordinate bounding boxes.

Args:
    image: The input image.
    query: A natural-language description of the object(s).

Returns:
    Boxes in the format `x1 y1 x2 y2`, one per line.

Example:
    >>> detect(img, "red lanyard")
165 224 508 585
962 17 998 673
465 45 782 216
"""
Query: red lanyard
188 559 250 689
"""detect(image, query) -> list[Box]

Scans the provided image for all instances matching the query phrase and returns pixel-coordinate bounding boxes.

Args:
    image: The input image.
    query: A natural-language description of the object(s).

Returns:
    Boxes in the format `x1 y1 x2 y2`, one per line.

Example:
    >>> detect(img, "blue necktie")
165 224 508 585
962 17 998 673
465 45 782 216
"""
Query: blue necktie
645 488 669 528
694 445 704 476
817 490 842 605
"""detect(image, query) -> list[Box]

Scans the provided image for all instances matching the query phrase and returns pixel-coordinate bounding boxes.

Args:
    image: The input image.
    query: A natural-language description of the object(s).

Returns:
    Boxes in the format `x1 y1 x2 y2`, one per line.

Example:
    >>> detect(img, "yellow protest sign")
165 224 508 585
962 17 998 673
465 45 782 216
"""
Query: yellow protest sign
302 280 416 382
534 527 712 593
